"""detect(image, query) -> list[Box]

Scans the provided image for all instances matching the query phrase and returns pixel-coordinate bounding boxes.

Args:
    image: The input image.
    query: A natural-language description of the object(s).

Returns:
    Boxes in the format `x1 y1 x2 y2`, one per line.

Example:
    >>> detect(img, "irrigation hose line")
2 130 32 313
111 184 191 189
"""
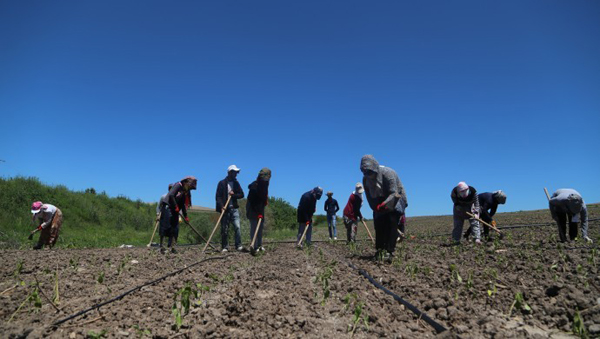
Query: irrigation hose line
317 245 448 334
52 255 228 327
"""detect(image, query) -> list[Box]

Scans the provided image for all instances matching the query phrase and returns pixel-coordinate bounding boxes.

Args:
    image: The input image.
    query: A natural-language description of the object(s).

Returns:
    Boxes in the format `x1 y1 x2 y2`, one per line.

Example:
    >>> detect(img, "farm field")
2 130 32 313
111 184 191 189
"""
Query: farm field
1 205 599 338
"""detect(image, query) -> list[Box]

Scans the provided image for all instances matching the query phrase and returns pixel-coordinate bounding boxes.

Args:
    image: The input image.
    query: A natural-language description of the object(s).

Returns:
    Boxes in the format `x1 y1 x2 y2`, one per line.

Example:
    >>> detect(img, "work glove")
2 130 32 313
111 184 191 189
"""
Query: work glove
376 202 387 212
258 214 263 220
175 205 180 213
37 225 43 231
184 216 190 223
491 220 497 227
306 221 311 226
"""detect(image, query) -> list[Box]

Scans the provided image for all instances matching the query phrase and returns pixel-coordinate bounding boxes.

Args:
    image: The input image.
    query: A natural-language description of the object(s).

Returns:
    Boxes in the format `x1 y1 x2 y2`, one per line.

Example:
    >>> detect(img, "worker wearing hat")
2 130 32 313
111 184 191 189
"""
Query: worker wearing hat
31 201 63 249
297 187 323 247
549 188 591 243
246 168 272 253
324 191 340 240
451 181 481 244
159 176 197 253
343 183 364 243
216 165 245 252
465 190 507 240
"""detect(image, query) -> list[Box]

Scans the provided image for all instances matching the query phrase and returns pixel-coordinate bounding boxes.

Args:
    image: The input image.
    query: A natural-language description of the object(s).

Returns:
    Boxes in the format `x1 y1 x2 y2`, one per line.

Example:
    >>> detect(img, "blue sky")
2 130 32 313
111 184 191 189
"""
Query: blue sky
1 1 599 216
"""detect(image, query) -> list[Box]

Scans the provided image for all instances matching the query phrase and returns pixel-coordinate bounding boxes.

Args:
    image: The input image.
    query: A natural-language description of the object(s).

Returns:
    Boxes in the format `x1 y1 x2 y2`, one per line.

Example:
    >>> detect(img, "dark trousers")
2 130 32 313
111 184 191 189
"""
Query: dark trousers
556 212 578 242
374 211 401 254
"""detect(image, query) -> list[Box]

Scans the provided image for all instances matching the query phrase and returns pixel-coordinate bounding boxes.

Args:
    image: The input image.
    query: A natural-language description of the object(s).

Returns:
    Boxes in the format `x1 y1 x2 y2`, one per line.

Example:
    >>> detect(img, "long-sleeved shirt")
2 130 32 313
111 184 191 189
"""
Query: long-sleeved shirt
451 186 480 217
549 188 589 237
324 198 340 215
161 182 189 218
297 191 317 223
360 155 408 217
343 192 363 221
215 177 244 212
478 192 498 222
246 179 269 220
33 204 58 229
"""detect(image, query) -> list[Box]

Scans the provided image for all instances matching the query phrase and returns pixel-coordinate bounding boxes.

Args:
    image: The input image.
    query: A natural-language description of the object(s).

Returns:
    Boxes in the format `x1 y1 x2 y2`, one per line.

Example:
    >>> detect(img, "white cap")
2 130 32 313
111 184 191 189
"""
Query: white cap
355 183 364 194
228 165 241 173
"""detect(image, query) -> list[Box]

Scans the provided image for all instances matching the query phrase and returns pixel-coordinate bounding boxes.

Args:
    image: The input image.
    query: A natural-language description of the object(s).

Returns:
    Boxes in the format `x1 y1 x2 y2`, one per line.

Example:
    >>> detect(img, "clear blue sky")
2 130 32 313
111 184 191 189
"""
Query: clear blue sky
1 1 599 216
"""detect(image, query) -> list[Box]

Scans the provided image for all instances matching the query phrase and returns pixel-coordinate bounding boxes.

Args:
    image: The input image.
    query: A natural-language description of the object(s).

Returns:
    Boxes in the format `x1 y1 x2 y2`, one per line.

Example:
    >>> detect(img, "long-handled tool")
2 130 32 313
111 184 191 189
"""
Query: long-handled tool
360 219 375 244
297 222 311 247
466 212 503 236
544 187 551 201
249 218 263 253
202 195 232 252
147 212 161 247
180 213 217 250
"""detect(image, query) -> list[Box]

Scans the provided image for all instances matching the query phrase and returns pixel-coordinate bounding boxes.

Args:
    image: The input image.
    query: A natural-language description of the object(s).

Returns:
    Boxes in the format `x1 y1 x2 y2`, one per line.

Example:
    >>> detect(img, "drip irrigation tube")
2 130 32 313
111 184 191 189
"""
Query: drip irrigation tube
52 255 227 327
316 245 447 334
346 261 447 334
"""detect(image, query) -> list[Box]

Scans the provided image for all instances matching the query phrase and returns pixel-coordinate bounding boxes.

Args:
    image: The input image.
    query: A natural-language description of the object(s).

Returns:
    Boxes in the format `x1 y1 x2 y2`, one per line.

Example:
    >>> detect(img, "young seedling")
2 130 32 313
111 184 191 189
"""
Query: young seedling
572 308 587 338
132 324 151 337
87 329 108 339
449 264 462 283
8 287 43 322
508 292 531 316
171 282 203 331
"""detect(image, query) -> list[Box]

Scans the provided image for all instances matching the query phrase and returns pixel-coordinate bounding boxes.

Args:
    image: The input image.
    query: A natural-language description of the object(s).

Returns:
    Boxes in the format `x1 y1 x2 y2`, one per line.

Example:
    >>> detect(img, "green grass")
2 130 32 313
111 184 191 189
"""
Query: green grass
0 176 299 249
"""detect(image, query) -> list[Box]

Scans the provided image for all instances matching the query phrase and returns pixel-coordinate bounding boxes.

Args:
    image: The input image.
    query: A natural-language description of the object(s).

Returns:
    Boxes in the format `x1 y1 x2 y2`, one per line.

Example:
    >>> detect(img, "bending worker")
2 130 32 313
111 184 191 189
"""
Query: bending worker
465 190 507 240
343 183 364 243
297 187 323 247
247 168 271 253
31 201 63 250
549 188 591 243
451 182 481 244
360 155 408 260
160 176 197 253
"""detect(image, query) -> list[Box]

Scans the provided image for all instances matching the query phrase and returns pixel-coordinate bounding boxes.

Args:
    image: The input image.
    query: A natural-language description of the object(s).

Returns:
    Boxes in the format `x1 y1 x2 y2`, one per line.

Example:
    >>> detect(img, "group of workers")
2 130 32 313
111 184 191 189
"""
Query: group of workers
28 154 592 255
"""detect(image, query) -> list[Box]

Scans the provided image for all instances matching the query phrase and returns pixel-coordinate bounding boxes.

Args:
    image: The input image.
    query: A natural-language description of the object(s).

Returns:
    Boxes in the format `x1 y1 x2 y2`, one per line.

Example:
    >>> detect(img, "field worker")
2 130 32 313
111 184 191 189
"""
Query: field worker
246 168 271 253
466 190 507 240
451 182 481 244
324 191 340 240
360 155 408 260
160 176 197 253
216 165 245 252
343 183 364 243
549 189 591 243
31 201 63 250
297 187 323 247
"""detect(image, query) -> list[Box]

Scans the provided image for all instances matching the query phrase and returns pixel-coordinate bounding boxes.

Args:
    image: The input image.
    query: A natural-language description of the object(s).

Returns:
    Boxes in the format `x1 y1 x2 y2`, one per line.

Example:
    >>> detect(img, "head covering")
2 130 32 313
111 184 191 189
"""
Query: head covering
326 191 333 196
360 155 380 175
228 165 241 173
313 186 323 199
355 183 364 194
493 190 507 204
457 182 469 198
31 201 43 214
183 176 197 190
258 168 271 181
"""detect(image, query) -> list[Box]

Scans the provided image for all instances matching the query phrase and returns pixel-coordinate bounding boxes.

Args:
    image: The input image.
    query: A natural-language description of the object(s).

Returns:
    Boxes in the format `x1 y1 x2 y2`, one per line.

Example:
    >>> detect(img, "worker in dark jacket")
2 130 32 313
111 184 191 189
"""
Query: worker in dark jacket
361 155 408 260
324 191 340 240
246 168 271 253
160 176 197 253
343 183 364 243
549 188 591 243
465 190 506 240
216 165 245 252
297 187 323 247
451 182 480 244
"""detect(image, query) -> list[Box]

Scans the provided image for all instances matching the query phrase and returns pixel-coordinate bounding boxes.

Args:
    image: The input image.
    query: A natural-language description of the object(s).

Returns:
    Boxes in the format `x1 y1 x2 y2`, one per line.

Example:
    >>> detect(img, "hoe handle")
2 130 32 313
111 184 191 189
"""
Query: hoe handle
466 212 502 234
544 187 551 201
147 212 161 247
249 218 263 249
297 221 311 247
203 195 232 252
361 220 375 244
182 214 216 250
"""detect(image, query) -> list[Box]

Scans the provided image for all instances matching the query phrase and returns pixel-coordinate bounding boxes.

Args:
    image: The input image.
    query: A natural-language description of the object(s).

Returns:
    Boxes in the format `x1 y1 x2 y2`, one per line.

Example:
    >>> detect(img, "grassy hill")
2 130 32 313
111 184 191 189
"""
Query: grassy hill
0 177 297 249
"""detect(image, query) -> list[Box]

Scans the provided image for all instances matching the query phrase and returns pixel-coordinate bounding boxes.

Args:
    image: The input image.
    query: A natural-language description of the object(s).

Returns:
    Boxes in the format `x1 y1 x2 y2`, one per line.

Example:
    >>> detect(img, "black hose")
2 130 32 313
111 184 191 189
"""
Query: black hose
52 255 227 327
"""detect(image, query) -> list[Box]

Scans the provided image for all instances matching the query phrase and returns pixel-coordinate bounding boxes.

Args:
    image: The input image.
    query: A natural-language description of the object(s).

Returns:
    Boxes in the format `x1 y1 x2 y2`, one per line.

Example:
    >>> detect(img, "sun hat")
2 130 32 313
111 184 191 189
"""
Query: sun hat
31 201 43 214
355 183 364 194
228 165 241 173
182 176 197 190
258 168 271 181
327 191 333 196
493 190 507 204
457 182 469 198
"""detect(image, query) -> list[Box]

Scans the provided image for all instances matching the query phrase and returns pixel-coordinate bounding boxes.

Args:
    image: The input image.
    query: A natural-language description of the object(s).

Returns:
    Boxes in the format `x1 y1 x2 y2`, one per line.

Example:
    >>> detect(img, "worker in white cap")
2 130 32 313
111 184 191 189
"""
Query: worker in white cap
215 165 245 252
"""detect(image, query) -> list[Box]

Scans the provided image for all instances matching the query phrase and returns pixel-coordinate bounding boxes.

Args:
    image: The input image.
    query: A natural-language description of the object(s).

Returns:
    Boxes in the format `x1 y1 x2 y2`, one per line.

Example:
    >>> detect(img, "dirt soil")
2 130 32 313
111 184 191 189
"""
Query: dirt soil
1 208 599 338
